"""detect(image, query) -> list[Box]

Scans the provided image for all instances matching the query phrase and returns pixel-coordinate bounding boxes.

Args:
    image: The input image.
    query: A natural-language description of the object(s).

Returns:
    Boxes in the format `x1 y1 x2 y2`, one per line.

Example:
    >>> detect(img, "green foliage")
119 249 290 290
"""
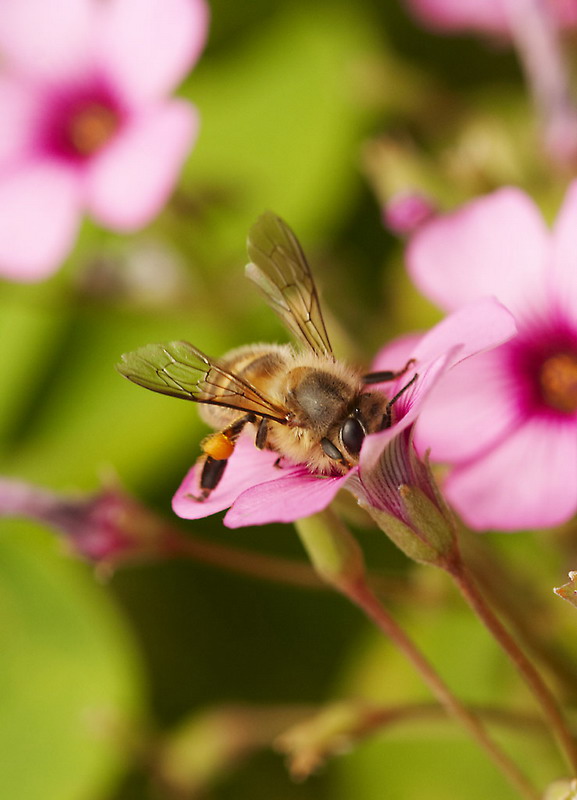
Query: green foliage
0 522 143 800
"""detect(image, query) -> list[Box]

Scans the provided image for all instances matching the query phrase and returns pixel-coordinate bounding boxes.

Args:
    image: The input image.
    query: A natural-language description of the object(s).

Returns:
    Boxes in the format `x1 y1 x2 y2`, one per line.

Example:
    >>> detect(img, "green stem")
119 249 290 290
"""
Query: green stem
451 560 577 777
161 529 325 590
294 512 539 800
341 578 539 800
460 531 577 702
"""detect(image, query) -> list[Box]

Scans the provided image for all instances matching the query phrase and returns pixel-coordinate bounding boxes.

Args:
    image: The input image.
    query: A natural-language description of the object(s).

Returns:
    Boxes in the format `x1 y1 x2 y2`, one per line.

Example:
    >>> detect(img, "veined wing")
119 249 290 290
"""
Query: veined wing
246 211 334 359
117 340 288 422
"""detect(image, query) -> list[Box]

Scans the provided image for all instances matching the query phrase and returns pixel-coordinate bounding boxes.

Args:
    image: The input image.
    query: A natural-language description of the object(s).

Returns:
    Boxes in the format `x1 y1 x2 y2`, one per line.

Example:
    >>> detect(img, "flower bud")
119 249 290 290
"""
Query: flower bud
358 427 457 568
0 478 169 569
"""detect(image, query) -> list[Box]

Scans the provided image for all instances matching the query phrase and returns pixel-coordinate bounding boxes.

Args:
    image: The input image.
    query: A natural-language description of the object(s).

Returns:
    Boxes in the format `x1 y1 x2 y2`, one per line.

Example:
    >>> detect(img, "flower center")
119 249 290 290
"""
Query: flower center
67 102 119 156
539 352 577 413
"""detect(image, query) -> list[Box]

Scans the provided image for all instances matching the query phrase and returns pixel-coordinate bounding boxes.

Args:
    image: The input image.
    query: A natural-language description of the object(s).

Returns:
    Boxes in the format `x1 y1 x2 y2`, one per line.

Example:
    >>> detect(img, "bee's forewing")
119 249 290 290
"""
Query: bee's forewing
117 340 287 422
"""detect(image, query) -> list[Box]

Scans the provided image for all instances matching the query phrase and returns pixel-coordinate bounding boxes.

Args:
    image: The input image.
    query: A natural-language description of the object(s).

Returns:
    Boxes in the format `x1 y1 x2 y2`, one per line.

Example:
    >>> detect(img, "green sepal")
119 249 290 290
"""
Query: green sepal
360 486 455 568
360 501 440 566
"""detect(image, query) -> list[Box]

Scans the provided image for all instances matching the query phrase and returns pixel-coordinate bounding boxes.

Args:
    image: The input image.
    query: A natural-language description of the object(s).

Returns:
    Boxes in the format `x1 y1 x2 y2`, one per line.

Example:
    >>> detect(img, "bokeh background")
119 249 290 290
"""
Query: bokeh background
1 1 574 798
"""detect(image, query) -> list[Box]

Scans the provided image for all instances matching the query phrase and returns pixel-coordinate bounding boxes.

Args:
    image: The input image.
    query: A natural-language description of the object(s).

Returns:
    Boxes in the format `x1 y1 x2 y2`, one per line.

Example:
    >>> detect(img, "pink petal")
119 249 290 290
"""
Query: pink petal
371 332 424 375
555 0 577 27
407 188 550 316
172 438 284 520
224 471 349 529
86 101 196 231
0 77 40 171
99 0 209 104
405 0 511 34
411 296 517 369
0 0 95 82
0 160 81 281
445 416 577 530
550 180 577 324
414 345 523 462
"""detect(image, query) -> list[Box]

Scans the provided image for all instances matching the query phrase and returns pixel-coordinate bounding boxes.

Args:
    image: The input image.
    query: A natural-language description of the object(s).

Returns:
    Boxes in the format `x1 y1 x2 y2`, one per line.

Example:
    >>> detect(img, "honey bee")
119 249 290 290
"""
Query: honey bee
117 212 415 499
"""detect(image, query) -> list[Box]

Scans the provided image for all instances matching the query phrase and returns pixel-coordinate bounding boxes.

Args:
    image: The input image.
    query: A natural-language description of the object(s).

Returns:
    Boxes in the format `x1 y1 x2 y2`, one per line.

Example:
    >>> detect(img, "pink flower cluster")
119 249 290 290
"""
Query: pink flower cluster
393 183 577 531
0 0 208 281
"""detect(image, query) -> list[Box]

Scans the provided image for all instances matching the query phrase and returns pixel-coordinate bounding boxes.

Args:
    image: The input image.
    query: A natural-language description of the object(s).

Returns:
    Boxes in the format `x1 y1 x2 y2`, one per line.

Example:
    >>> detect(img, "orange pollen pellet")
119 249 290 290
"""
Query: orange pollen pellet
68 103 119 155
202 432 235 460
539 352 577 413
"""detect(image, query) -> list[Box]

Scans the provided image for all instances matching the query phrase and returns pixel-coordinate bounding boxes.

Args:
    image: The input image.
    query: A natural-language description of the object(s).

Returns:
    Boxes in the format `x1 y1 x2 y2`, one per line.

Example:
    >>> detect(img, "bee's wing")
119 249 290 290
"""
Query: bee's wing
117 340 288 423
246 211 334 359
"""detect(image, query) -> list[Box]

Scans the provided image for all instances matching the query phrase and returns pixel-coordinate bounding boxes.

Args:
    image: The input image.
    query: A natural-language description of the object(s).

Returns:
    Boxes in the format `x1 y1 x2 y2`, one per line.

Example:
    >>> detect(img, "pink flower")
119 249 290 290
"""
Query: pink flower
0 478 163 564
383 192 437 236
172 298 516 529
405 0 577 37
0 0 208 281
393 183 577 531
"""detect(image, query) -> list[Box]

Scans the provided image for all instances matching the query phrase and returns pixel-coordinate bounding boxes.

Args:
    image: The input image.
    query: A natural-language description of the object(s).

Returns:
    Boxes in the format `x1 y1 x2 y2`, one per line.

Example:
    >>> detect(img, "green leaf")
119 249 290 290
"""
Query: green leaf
0 521 144 800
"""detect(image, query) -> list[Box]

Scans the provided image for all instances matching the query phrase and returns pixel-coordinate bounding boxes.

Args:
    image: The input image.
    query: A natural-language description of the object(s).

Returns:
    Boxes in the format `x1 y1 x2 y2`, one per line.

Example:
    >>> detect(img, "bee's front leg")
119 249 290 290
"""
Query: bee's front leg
362 358 416 385
380 373 419 430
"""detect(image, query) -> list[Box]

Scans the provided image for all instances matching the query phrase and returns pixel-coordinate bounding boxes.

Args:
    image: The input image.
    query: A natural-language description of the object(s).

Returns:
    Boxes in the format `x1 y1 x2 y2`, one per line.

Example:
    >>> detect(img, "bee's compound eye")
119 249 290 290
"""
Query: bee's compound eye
341 417 365 455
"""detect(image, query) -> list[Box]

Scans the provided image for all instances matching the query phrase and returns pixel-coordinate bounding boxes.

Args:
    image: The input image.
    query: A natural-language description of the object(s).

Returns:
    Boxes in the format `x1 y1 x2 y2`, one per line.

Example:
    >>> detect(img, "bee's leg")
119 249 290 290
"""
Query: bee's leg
198 456 228 498
362 358 416 385
255 418 268 450
195 413 257 501
380 373 419 430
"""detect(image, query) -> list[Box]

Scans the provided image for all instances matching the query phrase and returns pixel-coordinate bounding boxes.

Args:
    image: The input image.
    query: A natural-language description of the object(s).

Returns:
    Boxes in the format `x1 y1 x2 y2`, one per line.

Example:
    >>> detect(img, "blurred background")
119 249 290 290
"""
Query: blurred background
1 1 574 798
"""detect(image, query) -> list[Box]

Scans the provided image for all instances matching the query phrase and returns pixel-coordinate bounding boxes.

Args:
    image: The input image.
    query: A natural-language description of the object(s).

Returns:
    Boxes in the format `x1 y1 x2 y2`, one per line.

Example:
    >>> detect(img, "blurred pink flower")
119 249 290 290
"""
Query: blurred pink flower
0 478 165 565
383 191 437 236
405 0 577 36
0 0 208 281
389 183 577 531
172 298 516 528
404 0 577 166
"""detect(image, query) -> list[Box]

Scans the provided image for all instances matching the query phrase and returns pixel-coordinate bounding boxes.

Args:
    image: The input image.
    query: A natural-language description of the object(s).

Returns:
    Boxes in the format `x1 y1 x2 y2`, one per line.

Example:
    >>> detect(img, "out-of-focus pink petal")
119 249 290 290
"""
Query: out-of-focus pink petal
371 332 424 374
411 296 517 368
172 438 284 520
0 161 81 281
0 78 41 170
407 188 549 315
550 180 577 324
414 344 523 462
445 416 577 530
554 0 577 27
86 100 196 231
405 0 510 34
383 192 437 235
224 471 349 529
99 0 209 104
0 0 95 81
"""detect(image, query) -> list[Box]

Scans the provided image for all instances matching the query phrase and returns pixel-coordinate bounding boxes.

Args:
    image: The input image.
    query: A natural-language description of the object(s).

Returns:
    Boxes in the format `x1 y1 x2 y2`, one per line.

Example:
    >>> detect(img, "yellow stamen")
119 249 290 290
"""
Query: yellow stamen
68 103 118 156
539 352 577 413
202 432 235 461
